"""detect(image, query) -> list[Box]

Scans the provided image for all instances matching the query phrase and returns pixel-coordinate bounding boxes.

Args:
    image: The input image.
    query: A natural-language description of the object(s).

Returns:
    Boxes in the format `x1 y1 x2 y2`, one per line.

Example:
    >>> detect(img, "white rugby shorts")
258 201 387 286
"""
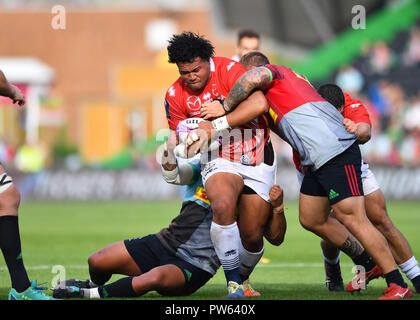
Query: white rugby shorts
362 168 380 196
201 156 277 203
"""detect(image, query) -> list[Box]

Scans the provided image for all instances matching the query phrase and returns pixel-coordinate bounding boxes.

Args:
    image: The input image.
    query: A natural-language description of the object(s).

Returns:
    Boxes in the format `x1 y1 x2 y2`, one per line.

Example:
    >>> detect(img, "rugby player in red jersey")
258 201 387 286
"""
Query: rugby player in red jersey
314 84 420 294
164 33 276 298
200 51 412 299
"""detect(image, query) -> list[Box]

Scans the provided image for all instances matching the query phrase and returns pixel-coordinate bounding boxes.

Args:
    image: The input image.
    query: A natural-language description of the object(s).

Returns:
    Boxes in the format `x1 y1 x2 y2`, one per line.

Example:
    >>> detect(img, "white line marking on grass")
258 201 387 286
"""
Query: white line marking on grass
1 262 355 271
0 265 87 271
256 262 354 268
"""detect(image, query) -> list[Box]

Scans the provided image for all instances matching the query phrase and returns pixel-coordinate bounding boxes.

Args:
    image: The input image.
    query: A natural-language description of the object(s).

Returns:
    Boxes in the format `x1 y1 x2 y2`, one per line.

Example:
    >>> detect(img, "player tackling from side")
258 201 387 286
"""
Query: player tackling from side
0 69 56 300
199 51 412 299
315 84 420 294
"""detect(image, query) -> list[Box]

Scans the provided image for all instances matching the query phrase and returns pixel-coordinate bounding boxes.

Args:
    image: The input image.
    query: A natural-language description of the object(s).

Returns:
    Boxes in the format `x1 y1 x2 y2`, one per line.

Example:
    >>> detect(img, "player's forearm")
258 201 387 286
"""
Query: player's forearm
355 123 371 144
264 206 286 246
161 159 195 186
0 70 15 99
161 129 180 171
225 91 268 127
161 144 177 171
223 67 271 112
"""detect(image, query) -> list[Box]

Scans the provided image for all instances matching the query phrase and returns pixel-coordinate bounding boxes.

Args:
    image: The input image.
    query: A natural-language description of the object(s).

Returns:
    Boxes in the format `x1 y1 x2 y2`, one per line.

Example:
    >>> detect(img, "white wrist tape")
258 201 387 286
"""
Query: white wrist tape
212 116 231 133
161 165 179 183
161 162 195 185
174 143 188 159
185 131 199 146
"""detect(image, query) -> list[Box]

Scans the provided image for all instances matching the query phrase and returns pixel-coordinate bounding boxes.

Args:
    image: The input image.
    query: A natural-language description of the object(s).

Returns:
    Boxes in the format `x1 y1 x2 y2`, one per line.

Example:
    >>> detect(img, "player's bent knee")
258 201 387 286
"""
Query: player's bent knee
240 228 263 247
299 214 317 232
148 271 164 286
87 253 99 269
374 215 396 236
146 269 168 289
211 198 235 222
88 251 108 270
335 215 360 233
147 265 187 296
298 217 311 231
265 234 284 246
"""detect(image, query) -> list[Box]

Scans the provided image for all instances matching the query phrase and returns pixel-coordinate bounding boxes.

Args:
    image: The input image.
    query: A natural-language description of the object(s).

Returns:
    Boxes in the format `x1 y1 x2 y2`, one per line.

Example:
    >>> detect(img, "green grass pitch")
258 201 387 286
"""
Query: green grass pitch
0 199 419 300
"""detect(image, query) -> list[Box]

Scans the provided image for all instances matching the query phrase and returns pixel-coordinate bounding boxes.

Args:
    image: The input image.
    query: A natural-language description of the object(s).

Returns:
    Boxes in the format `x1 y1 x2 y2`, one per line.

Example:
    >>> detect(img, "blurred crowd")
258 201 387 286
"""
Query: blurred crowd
277 24 420 168
333 25 420 167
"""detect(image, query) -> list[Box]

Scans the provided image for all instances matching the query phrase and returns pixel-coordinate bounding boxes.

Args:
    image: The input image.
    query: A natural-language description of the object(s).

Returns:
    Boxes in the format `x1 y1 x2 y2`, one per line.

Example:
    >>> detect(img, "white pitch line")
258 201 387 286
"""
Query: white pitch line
0 262 355 271
256 262 354 268
0 265 87 271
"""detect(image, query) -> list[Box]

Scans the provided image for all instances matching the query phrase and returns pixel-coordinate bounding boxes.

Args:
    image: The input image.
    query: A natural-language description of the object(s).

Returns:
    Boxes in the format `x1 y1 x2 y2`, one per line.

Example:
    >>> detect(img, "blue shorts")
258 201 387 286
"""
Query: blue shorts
124 234 213 296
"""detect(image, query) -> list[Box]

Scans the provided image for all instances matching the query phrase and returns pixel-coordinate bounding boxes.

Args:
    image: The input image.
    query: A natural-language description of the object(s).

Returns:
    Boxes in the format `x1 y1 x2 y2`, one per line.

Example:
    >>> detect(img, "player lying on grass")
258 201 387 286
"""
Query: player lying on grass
51 135 286 299
0 70 56 300
312 84 420 293
197 51 412 299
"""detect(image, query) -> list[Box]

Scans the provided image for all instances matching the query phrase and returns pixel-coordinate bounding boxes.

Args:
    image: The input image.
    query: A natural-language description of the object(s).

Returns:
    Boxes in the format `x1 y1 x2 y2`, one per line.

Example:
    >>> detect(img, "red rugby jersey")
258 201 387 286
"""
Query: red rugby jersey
343 93 372 126
165 57 269 165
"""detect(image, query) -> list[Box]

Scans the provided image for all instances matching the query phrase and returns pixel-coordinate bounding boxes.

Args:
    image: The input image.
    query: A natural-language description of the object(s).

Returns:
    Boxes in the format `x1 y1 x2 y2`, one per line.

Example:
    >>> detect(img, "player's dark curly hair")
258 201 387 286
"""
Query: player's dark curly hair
167 32 215 64
317 84 345 109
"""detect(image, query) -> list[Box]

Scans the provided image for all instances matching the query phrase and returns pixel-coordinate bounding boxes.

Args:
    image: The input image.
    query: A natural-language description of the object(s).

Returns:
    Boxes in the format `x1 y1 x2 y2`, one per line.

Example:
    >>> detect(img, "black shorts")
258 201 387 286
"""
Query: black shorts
124 234 213 296
300 142 364 205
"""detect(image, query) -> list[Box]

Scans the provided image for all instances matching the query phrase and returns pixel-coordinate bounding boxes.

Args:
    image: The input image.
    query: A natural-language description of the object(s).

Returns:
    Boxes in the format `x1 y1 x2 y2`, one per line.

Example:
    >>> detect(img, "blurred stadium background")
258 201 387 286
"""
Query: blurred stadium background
0 0 418 202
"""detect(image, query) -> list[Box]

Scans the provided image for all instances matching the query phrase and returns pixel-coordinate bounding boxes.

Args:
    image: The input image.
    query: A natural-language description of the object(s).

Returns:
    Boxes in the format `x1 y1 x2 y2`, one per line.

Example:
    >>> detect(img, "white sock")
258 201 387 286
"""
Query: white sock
210 221 241 274
238 240 264 280
399 256 420 280
322 250 341 265
82 287 100 298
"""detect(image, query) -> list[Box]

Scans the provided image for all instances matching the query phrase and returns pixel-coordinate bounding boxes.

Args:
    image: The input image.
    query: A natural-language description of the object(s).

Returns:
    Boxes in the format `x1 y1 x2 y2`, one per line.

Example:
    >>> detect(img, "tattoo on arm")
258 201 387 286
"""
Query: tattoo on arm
339 236 364 259
223 67 272 112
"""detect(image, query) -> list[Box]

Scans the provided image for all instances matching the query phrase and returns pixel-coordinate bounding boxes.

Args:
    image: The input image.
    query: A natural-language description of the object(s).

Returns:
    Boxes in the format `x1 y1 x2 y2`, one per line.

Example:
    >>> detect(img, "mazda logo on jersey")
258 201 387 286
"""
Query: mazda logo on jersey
211 83 220 97
186 96 202 112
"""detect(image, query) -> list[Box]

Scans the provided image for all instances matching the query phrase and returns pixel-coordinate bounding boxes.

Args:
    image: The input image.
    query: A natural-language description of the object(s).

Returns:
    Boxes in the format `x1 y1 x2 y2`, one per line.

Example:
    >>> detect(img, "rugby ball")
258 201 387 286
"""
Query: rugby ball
175 118 221 158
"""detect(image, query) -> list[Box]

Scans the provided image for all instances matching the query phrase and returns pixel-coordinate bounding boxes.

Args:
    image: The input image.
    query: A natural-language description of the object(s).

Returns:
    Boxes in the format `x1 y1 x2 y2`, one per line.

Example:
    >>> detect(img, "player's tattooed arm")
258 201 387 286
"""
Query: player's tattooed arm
223 67 272 112
339 236 364 259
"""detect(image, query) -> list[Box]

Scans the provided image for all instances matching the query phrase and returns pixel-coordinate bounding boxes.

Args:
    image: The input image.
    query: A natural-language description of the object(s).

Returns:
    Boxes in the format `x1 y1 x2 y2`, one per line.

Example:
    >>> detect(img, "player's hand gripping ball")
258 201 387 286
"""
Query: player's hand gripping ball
174 118 221 158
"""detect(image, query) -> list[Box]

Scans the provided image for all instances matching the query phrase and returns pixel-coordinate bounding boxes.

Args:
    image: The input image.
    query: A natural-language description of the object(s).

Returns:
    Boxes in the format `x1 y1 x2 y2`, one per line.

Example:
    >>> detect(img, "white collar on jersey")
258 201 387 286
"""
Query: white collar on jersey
210 57 215 72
